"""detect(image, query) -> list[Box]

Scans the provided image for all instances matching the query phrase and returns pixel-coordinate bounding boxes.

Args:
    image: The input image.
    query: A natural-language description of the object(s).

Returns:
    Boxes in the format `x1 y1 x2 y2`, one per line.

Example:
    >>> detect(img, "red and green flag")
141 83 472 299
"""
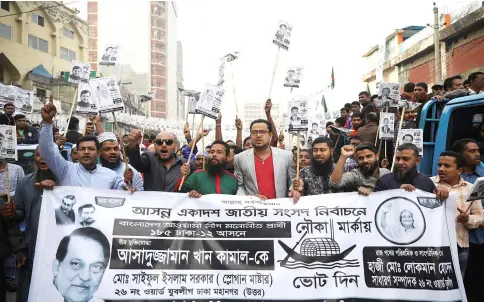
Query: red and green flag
321 94 328 113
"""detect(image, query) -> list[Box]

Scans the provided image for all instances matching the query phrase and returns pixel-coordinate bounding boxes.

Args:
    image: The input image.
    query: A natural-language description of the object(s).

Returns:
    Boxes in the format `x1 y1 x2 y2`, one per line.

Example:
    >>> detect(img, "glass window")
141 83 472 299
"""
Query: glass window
60 47 76 61
31 14 44 27
0 23 12 40
1 1 10 11
62 28 74 39
28 35 48 53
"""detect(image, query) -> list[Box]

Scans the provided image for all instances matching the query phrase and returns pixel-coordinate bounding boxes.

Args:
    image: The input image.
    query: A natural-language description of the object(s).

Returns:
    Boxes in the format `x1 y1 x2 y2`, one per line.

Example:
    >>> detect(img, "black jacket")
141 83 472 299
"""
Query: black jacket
0 113 15 126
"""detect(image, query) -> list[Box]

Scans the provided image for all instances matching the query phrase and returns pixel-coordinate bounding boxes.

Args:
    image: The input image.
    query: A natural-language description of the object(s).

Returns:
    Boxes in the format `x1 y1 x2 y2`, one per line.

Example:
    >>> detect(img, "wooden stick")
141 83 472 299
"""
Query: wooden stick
391 107 405 172
191 114 196 140
230 62 239 118
185 95 190 124
112 112 129 170
82 117 89 136
64 86 78 135
465 200 475 215
268 46 281 99
296 133 301 180
5 162 11 204
201 117 205 169
178 116 205 191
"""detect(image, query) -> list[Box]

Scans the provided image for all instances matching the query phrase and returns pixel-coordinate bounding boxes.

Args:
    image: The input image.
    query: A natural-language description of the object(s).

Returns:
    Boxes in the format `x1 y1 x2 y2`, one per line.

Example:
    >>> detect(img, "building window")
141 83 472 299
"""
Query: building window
28 35 48 53
31 14 45 27
0 23 12 40
60 47 76 61
36 88 46 100
62 28 74 39
1 1 9 11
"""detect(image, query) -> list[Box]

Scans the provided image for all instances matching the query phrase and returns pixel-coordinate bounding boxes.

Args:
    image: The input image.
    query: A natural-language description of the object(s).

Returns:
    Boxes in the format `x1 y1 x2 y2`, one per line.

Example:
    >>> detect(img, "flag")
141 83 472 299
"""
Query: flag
366 82 371 95
321 94 328 113
330 67 335 89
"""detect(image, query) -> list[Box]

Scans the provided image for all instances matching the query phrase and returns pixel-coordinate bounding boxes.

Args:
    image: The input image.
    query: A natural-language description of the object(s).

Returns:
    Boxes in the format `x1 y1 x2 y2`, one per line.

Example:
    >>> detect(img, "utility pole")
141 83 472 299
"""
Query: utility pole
433 2 441 83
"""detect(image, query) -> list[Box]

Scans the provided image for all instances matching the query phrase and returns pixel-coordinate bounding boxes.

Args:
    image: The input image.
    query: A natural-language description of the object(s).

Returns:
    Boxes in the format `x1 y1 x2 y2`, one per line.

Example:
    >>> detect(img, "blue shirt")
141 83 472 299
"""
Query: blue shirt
39 123 126 189
463 164 484 244
112 162 144 192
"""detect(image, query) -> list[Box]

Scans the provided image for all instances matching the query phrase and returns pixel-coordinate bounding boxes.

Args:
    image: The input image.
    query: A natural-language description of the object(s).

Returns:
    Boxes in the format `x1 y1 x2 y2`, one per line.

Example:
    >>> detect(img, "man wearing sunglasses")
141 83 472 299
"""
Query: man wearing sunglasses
179 140 238 197
127 130 186 191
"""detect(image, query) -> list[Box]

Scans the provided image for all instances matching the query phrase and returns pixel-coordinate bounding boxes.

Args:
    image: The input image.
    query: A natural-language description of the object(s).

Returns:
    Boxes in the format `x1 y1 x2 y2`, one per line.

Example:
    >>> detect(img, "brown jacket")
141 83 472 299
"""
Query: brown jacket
358 122 378 144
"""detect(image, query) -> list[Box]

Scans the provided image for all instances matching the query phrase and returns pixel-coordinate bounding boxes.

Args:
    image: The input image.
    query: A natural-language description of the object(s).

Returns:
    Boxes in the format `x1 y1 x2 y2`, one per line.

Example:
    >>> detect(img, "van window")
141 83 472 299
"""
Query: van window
446 108 484 156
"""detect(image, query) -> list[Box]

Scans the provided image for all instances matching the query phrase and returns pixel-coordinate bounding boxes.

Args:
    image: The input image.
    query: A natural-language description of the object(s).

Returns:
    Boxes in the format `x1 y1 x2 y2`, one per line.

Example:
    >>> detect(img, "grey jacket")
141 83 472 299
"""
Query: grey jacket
234 147 295 198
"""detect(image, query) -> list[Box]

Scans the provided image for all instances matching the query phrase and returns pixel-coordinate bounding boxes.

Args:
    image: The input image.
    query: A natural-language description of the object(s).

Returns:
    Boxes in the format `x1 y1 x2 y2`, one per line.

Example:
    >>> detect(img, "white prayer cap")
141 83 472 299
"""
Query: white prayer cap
195 150 208 158
97 132 117 144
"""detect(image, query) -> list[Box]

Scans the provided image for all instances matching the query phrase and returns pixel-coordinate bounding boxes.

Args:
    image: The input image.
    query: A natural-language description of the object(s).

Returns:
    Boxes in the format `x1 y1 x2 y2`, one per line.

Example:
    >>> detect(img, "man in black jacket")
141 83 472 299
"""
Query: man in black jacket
0 103 15 126
15 114 39 144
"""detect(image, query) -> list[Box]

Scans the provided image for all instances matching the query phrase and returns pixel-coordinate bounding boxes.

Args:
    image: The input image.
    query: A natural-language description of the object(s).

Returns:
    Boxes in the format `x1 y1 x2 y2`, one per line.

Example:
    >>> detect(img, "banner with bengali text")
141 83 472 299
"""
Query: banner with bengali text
29 187 466 302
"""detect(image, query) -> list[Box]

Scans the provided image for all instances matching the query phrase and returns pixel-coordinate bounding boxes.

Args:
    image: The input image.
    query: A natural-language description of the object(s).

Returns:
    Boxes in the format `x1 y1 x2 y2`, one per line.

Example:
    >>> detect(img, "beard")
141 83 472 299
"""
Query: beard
100 157 121 170
360 160 378 177
395 166 418 181
206 160 226 175
311 158 333 177
35 168 57 183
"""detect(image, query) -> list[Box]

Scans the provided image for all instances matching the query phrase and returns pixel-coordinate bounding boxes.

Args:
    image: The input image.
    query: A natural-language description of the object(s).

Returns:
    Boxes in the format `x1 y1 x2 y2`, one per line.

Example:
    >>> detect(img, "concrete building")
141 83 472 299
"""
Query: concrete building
176 40 185 121
243 102 280 124
362 2 484 90
0 1 89 100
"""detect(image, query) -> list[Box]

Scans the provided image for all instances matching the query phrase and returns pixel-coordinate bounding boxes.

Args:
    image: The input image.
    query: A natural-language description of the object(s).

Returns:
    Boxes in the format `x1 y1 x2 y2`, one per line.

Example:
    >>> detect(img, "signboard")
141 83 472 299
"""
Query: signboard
195 84 224 120
272 20 292 50
0 125 17 161
287 97 309 132
284 67 303 88
398 128 424 156
100 44 120 66
30 188 465 302
89 77 124 113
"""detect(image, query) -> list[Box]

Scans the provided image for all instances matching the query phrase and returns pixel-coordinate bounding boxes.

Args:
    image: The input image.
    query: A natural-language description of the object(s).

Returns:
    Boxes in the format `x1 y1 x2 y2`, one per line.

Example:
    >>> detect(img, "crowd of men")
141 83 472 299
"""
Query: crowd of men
0 71 483 302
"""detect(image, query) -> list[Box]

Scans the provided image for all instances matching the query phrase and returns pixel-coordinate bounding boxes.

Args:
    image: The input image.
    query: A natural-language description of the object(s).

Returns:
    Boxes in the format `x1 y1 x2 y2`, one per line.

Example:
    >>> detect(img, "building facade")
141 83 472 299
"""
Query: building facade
0 1 89 100
362 2 484 89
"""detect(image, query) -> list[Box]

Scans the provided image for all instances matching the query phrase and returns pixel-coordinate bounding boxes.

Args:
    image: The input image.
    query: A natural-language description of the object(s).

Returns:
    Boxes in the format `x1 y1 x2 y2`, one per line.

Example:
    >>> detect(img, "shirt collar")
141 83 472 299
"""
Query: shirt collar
462 165 484 177
432 175 467 188
78 163 98 173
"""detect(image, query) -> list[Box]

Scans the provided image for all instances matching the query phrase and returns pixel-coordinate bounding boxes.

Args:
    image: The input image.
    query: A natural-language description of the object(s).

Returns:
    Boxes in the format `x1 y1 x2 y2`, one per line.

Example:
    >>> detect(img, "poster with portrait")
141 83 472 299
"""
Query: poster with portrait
76 82 98 115
398 128 423 156
403 100 422 112
68 61 90 85
89 77 124 113
272 20 292 51
376 83 401 109
188 95 199 115
287 97 309 132
100 44 120 66
30 187 465 302
466 177 484 201
284 67 303 88
195 83 224 120
307 117 322 141
0 83 34 113
379 112 394 139
0 125 17 161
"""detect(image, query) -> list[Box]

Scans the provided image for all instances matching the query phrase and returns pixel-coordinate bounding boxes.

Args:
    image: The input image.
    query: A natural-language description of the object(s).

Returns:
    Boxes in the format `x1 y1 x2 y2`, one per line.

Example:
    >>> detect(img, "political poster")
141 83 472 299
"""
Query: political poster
307 118 323 141
272 20 292 50
90 77 124 114
287 97 309 132
284 67 303 88
398 128 424 156
195 84 224 120
379 112 394 139
0 125 17 161
188 95 199 115
76 82 98 115
376 83 401 109
139 91 154 103
30 187 465 302
0 83 34 112
466 176 484 202
403 101 423 112
68 61 90 85
100 44 120 66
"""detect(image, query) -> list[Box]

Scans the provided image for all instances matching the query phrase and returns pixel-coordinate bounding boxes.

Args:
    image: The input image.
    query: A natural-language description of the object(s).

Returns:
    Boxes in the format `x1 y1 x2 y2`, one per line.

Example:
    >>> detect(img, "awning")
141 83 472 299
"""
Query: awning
30 64 52 78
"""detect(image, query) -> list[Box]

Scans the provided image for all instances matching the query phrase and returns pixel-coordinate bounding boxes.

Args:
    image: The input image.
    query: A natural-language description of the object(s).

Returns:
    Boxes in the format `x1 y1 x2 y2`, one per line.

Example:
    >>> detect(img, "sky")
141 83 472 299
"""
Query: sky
68 0 478 122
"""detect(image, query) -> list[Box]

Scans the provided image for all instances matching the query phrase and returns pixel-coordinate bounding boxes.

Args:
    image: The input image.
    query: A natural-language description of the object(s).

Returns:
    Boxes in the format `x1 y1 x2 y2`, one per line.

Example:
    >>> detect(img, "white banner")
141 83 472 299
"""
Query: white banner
30 188 465 302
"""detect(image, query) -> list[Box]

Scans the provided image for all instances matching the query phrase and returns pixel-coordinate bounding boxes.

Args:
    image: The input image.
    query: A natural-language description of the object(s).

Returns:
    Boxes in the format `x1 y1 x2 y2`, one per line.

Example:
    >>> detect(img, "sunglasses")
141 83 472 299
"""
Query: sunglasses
155 139 174 146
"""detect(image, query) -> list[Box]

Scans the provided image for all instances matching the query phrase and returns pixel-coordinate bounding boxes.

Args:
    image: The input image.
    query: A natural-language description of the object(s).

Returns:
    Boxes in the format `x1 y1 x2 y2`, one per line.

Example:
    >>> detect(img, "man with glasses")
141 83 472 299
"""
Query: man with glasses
127 130 186 191
234 119 295 200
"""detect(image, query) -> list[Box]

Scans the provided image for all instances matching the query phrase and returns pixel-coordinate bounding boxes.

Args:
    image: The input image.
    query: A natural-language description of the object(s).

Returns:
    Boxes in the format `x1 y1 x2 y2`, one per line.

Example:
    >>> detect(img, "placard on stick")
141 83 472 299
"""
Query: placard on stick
398 128 423 156
376 83 401 109
90 77 124 114
0 125 18 161
272 20 292 50
76 82 98 115
68 61 90 85
195 84 225 120
284 67 303 88
379 112 394 139
287 97 308 132
100 44 120 66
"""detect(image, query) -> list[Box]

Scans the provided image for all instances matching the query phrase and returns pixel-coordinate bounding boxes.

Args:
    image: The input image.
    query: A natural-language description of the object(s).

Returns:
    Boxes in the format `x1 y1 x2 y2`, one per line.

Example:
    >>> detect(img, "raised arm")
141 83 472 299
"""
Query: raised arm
330 145 358 189
90 115 104 135
126 129 151 173
215 113 223 141
235 118 243 148
265 99 278 147
39 103 69 180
